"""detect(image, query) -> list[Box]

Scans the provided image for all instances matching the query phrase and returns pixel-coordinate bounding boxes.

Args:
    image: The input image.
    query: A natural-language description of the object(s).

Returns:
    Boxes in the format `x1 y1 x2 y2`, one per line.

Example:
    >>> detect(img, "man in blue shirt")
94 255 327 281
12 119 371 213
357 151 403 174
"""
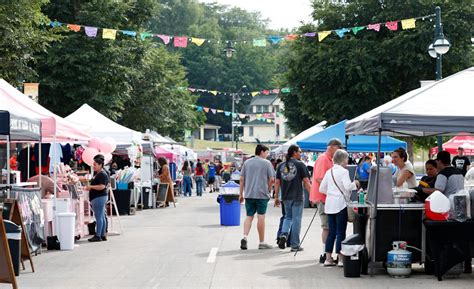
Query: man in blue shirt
208 162 217 192
357 156 371 190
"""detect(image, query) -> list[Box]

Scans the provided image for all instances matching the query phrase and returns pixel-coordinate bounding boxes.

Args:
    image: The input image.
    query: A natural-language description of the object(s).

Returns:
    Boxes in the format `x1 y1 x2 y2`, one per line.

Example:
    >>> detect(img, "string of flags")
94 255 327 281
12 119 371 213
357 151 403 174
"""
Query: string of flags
48 14 433 48
181 87 291 97
191 104 285 123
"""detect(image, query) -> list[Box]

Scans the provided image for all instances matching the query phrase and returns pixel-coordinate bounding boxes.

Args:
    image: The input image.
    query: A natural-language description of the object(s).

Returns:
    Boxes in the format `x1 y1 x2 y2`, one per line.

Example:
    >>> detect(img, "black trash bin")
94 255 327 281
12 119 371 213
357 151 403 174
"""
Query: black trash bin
141 187 152 209
341 234 365 278
3 220 22 276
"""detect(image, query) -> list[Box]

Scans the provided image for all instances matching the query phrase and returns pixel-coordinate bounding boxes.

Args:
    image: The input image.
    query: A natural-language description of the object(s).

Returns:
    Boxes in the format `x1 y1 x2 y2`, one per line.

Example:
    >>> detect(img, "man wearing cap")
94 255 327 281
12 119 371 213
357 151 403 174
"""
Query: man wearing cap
452 146 471 176
310 138 344 263
434 150 464 197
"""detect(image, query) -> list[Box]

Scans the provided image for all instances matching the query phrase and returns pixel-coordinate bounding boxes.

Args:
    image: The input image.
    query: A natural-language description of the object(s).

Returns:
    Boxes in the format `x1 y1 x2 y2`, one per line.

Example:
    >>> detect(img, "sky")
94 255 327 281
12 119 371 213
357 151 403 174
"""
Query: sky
199 0 314 30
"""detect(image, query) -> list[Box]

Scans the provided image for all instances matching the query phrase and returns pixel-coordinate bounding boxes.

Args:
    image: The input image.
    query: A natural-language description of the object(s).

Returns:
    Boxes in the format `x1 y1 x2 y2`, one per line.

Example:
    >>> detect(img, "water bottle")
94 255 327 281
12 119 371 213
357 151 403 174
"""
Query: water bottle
359 190 365 205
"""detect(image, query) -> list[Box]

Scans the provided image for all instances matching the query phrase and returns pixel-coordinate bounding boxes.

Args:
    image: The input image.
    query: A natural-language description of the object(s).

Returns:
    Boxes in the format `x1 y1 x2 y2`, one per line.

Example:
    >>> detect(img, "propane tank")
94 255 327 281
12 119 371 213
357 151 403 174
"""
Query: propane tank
386 241 412 277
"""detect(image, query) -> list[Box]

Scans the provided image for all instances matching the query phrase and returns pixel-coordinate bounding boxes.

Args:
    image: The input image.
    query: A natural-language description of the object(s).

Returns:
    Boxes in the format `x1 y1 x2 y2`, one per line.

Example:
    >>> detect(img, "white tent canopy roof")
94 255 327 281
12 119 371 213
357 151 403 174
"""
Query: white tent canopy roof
273 121 326 153
66 103 142 145
346 67 474 137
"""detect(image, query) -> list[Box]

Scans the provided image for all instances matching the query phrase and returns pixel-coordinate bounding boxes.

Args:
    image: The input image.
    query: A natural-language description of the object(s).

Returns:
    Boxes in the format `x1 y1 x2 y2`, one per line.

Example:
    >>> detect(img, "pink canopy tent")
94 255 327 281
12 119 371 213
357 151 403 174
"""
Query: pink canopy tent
154 146 178 163
430 135 474 156
0 79 91 142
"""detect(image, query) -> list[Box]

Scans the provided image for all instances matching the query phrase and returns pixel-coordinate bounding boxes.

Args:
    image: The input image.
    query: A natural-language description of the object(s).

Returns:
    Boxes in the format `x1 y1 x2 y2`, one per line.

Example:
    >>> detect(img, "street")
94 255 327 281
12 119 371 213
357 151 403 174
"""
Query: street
11 193 474 289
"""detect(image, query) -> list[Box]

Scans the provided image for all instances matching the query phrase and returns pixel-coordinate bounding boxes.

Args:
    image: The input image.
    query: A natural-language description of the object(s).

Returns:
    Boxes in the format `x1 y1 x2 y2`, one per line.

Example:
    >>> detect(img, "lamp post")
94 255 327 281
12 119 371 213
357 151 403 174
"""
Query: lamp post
224 41 235 58
428 6 451 152
231 85 246 149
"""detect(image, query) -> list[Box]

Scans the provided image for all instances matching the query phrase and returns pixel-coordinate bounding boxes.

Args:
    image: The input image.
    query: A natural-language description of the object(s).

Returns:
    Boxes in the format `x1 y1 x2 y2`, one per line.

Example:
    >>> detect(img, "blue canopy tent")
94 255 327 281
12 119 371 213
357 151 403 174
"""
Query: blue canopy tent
297 120 406 152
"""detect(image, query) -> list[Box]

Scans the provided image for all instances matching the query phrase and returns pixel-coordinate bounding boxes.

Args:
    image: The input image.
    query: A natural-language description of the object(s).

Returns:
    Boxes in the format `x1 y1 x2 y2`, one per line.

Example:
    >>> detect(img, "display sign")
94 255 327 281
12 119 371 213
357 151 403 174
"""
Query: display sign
0 216 18 289
23 83 39 102
156 183 169 203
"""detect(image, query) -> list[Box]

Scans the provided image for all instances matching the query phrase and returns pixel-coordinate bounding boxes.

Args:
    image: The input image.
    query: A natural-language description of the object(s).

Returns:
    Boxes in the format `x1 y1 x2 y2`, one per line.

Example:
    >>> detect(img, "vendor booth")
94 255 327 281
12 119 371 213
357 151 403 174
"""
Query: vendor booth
297 120 406 152
273 121 326 154
430 135 474 156
345 66 474 280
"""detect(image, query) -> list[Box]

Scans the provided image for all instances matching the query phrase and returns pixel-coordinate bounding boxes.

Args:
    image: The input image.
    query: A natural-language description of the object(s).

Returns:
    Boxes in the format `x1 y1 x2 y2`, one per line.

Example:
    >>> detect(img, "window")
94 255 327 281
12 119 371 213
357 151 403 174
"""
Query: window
276 124 280 137
249 126 254 137
274 105 280 113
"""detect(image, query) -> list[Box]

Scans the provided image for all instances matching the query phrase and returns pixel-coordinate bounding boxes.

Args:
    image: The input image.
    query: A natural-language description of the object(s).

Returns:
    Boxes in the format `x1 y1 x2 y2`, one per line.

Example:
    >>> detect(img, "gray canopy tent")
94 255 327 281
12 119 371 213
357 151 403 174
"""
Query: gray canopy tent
345 66 474 275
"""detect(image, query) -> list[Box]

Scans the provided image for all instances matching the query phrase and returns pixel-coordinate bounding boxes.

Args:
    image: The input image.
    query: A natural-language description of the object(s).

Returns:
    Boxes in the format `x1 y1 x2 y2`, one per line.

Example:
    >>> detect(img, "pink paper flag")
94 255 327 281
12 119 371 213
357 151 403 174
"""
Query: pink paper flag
174 36 188 48
211 109 217 114
84 26 98 38
385 21 398 31
203 107 210 113
156 34 170 45
368 24 381 32
188 88 196 92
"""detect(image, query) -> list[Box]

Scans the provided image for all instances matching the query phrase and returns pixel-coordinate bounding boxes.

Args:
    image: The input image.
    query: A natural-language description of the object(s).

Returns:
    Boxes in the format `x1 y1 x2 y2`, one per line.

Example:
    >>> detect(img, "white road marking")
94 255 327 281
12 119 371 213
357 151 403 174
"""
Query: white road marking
207 247 219 263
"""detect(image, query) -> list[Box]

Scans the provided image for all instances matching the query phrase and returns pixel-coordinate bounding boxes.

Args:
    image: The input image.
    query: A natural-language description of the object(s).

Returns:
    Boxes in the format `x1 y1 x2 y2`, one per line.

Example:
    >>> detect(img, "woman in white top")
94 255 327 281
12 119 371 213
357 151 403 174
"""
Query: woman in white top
391 147 417 188
320 149 360 267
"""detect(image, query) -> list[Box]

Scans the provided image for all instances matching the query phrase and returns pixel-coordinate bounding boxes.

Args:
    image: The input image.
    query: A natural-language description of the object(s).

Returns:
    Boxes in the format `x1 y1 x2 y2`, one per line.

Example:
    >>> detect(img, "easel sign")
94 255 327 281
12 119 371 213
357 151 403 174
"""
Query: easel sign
0 215 18 289
3 199 35 273
156 183 176 207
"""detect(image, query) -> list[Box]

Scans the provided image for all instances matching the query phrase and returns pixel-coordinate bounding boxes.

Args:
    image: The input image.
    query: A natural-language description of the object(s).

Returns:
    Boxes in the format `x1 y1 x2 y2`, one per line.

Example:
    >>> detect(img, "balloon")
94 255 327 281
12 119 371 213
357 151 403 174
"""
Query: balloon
82 147 99 166
88 137 101 150
100 137 117 153
104 153 112 164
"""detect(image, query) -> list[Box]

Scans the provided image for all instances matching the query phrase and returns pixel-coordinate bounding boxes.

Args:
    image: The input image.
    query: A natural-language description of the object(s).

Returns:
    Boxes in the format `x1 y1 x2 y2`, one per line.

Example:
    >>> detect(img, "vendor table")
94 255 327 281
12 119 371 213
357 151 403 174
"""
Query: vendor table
423 220 474 281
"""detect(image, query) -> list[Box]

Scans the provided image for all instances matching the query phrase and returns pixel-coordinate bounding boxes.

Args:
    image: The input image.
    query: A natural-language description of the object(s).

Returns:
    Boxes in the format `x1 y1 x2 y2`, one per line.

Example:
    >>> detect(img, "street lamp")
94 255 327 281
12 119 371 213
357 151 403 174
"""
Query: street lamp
428 6 451 151
224 41 236 58
231 85 247 149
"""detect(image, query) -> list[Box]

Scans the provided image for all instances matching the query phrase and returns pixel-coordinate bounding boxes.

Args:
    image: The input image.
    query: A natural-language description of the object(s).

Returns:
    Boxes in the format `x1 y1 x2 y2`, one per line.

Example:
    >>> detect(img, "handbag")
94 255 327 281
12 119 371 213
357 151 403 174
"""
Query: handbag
331 169 356 223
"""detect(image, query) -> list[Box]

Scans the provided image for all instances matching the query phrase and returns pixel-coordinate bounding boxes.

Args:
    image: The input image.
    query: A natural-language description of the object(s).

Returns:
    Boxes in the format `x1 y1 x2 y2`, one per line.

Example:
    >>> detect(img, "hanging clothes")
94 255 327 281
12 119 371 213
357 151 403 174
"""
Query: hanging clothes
49 143 63 174
61 143 72 164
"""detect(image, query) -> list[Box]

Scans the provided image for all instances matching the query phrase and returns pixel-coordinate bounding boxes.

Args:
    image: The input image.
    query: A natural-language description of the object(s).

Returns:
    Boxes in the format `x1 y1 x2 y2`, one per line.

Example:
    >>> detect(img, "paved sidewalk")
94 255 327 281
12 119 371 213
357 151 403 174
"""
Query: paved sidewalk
8 193 474 289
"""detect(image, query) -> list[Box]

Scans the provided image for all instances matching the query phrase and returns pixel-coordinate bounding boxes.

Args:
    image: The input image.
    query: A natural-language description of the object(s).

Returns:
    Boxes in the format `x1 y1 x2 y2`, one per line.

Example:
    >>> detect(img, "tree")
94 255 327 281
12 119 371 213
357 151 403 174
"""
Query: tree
283 0 473 133
0 0 58 85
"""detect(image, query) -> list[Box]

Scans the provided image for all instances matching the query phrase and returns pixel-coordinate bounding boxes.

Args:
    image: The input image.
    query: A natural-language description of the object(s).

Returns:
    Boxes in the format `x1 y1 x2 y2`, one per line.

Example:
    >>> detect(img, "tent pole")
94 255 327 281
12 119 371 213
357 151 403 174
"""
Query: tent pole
6 135 11 198
370 128 382 276
39 141 42 189
53 137 58 235
27 143 30 179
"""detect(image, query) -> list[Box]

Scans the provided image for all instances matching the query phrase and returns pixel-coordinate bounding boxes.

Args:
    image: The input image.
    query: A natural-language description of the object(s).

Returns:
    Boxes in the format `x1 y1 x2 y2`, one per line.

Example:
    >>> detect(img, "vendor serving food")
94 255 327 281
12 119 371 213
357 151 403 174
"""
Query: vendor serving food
391 147 417 188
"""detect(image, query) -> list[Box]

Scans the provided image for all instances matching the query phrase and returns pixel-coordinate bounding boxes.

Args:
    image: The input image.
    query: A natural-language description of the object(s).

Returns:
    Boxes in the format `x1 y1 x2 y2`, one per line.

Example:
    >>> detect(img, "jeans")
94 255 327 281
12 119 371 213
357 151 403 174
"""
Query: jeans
91 195 108 237
277 202 292 245
183 176 192 196
281 200 304 248
195 176 204 196
325 208 348 254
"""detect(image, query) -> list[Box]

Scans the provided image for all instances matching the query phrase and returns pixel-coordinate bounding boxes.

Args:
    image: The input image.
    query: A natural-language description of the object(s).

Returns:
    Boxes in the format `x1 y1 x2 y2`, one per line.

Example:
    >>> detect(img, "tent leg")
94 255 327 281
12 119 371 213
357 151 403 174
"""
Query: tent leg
7 135 11 198
370 128 382 277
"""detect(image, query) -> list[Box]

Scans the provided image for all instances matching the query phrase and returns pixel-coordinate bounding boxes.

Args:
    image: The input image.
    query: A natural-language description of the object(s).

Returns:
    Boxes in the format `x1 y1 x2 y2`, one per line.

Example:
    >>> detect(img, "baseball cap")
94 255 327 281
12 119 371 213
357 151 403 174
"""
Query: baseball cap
327 138 345 148
435 150 451 164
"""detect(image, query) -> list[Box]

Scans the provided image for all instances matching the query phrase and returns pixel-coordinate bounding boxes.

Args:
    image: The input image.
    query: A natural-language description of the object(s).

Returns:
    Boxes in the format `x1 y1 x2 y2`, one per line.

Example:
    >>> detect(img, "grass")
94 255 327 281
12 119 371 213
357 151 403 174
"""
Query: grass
187 140 257 155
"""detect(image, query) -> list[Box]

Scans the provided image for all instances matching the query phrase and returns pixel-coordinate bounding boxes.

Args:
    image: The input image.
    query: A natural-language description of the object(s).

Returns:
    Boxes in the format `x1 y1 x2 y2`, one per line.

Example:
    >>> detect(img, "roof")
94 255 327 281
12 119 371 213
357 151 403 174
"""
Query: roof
249 94 279 106
242 119 274 126
201 123 221 129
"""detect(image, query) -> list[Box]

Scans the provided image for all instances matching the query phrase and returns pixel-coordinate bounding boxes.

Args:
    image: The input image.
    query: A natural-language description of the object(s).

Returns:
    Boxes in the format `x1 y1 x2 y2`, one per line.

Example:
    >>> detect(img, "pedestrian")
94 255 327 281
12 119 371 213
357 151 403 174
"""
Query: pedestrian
208 161 217 193
310 138 344 263
158 157 175 206
392 147 417 188
274 145 312 252
85 154 109 242
239 144 275 250
452 146 471 176
181 161 193 197
356 156 371 190
194 161 205 196
215 160 223 192
320 149 360 266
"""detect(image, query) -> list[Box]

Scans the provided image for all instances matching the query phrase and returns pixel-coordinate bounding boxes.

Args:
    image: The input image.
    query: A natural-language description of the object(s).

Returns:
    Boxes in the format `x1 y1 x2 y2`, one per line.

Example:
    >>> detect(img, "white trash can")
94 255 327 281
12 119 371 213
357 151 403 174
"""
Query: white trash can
57 212 76 250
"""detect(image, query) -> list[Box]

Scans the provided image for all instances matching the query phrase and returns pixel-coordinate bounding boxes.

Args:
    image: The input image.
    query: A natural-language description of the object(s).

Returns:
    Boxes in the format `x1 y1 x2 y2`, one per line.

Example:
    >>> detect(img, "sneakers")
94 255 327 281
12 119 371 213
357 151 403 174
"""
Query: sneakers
324 258 336 267
258 243 273 250
337 259 344 267
290 246 304 252
240 238 247 250
101 236 107 241
88 236 101 242
278 235 287 249
319 254 326 264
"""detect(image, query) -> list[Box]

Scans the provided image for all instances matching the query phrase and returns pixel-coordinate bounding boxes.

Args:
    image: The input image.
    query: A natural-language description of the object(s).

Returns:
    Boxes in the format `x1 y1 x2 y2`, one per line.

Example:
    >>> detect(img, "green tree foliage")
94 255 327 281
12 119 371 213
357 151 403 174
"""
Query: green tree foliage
284 0 473 133
37 0 202 140
0 0 58 85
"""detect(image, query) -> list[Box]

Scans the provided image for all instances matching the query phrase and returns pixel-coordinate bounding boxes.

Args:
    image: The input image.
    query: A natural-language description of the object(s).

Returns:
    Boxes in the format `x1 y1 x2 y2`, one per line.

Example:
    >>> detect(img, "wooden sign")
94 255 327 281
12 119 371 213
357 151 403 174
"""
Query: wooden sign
0 215 18 289
156 183 175 208
3 199 35 273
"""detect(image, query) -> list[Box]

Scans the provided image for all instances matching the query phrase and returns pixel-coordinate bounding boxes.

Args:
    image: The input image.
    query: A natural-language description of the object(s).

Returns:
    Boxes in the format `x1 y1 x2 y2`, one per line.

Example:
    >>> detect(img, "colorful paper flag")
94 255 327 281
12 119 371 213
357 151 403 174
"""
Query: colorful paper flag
85 26 98 38
318 31 331 42
102 29 117 40
188 88 196 92
224 111 231 116
209 91 218 96
262 90 270 95
239 114 246 119
67 24 81 32
191 38 206 46
256 114 262 118
401 18 416 30
352 26 365 35
174 36 188 48
232 113 237 118
266 119 272 123
272 89 280 94
121 30 137 37
217 109 224 113
368 24 381 32
253 39 267 47
281 88 291 93
385 21 398 31
140 32 153 40
268 36 283 44
196 106 203 112
211 109 216 114
304 32 317 37
285 34 299 41
203 107 210 113
251 92 259 97
157 34 170 45
50 21 62 28
335 28 349 38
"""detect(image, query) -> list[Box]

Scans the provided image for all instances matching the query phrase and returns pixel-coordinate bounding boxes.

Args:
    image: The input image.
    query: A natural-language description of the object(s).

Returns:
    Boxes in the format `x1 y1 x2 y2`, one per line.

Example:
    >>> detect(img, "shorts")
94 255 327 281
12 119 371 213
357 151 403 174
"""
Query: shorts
245 198 269 216
317 202 328 229
208 176 215 184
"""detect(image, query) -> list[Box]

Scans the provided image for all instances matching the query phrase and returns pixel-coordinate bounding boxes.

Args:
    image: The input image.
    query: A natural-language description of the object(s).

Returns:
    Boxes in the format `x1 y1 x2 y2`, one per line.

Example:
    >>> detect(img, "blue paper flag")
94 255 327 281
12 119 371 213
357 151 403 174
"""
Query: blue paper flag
224 111 231 116
268 36 283 44
121 30 137 37
196 106 203 112
335 28 349 38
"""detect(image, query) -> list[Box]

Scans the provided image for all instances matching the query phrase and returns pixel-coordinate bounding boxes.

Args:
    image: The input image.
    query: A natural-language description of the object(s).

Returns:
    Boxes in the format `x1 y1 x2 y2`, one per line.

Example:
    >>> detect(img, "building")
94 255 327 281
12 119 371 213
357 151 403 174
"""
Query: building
241 94 290 143
193 123 220 141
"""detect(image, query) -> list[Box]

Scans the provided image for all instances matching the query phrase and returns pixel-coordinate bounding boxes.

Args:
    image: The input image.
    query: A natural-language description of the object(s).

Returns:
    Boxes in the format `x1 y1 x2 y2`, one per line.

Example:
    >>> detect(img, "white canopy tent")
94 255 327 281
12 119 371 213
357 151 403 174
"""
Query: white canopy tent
66 103 143 145
273 120 327 154
346 67 474 136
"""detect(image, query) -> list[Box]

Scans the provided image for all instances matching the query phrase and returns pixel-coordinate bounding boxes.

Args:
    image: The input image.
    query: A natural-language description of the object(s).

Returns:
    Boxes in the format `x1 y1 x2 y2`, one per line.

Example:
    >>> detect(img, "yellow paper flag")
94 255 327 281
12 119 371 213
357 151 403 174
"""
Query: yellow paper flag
251 92 259 97
401 18 416 30
191 38 206 46
102 29 117 40
318 31 331 42
217 109 224 113
210 90 218 96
